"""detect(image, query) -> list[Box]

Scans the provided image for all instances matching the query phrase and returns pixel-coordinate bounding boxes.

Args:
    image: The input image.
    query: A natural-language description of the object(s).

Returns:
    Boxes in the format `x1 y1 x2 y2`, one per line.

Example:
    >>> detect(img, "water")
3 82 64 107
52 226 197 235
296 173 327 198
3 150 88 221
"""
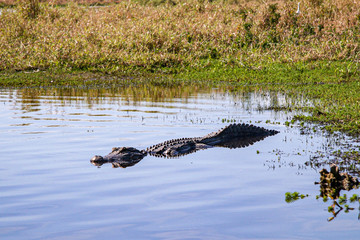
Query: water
1 86 359 240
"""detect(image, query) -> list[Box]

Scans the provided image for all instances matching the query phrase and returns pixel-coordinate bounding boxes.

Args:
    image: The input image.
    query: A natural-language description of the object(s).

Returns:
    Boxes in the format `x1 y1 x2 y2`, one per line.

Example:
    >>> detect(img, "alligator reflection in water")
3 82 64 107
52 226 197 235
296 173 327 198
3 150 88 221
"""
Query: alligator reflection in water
90 123 279 168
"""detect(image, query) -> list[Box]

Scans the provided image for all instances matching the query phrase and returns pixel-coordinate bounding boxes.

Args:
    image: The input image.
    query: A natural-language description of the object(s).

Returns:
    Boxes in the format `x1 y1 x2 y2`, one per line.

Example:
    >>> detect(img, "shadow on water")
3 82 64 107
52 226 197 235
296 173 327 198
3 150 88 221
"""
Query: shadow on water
2 83 360 238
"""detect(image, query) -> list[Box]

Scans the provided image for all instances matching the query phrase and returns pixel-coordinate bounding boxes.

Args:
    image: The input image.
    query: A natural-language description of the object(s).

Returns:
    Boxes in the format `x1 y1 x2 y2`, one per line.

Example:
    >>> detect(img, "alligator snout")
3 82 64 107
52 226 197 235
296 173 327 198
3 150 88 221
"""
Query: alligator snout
90 155 107 166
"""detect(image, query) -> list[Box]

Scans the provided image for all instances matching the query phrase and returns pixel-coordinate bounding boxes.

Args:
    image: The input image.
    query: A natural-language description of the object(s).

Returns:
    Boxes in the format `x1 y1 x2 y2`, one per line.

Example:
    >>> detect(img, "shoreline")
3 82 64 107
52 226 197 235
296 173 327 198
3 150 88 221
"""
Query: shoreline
1 60 359 136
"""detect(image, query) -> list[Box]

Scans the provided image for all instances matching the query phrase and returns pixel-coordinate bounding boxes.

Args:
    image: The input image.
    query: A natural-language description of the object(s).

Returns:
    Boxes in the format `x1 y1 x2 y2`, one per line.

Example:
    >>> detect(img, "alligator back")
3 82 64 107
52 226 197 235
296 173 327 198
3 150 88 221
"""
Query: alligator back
146 138 202 158
199 123 279 146
146 123 278 158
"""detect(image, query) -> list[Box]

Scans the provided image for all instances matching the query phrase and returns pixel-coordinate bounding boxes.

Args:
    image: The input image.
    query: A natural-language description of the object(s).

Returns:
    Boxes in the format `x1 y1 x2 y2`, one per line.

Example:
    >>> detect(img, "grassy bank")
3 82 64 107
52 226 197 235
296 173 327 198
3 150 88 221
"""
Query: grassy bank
0 0 359 71
0 0 359 135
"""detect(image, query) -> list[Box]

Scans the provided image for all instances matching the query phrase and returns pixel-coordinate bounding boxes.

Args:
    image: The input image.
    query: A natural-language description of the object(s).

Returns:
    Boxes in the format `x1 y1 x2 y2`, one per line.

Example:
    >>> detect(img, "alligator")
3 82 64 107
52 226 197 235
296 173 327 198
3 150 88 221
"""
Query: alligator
90 123 279 168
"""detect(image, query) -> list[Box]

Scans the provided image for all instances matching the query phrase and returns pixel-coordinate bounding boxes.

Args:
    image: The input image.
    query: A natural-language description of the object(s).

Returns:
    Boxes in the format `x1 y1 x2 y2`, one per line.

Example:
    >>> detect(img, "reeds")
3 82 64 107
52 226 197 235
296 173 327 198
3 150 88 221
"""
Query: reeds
0 0 359 71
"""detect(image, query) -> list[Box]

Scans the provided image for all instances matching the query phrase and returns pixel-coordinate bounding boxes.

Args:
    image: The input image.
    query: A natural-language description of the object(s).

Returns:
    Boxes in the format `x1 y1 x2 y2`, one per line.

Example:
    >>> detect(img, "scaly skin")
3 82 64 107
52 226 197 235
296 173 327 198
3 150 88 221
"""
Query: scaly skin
91 123 279 168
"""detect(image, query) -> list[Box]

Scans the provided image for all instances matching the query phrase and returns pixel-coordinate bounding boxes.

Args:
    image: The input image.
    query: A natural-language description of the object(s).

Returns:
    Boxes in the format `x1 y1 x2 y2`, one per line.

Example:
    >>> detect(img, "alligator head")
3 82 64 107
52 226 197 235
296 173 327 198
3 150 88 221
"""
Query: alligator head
90 147 147 168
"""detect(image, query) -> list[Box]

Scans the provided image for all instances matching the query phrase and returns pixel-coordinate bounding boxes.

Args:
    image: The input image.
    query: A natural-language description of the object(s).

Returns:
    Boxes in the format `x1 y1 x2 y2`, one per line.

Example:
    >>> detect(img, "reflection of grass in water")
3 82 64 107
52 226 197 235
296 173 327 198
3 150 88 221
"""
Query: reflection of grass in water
322 193 360 222
286 167 360 222
306 149 360 177
286 192 360 222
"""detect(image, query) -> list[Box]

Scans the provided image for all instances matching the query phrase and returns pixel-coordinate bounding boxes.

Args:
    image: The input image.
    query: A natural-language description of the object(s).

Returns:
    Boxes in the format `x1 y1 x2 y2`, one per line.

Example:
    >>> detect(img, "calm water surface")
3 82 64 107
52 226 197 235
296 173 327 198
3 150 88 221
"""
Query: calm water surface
0 86 359 240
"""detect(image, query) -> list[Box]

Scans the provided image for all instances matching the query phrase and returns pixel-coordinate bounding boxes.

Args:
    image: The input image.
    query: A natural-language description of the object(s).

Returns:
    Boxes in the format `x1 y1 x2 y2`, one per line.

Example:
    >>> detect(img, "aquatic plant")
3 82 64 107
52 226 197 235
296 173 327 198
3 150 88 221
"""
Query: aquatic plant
288 165 360 221
287 191 360 221
324 193 360 221
285 191 308 203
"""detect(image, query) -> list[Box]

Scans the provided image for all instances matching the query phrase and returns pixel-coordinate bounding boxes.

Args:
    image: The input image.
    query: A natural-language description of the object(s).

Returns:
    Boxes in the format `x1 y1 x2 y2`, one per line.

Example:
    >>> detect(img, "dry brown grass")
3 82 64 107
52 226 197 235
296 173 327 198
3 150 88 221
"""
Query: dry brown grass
0 0 359 71
0 0 121 7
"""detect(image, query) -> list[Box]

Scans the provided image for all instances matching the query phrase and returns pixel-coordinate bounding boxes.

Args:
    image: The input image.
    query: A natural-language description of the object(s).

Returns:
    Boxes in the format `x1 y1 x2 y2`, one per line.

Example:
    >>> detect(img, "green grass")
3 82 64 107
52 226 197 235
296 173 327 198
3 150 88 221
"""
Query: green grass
0 0 359 136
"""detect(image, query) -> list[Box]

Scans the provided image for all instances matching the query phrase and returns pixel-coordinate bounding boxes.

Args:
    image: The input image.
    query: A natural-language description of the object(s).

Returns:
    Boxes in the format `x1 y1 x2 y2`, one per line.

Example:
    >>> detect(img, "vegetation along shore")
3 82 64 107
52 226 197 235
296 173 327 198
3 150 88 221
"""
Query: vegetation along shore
0 0 359 135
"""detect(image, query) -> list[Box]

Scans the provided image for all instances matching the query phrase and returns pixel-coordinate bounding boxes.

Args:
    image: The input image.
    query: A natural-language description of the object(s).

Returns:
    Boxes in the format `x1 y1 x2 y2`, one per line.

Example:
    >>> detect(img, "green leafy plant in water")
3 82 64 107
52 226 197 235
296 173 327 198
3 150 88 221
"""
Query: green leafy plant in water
338 194 347 205
221 118 236 123
325 193 359 221
285 192 308 203
302 193 360 221
350 194 359 203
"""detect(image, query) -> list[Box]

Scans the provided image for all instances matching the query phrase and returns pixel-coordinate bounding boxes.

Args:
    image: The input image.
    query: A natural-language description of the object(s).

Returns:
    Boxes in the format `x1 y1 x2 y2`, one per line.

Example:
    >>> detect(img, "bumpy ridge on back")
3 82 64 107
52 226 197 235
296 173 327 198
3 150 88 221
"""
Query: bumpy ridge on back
199 123 278 145
145 123 278 158
146 137 200 158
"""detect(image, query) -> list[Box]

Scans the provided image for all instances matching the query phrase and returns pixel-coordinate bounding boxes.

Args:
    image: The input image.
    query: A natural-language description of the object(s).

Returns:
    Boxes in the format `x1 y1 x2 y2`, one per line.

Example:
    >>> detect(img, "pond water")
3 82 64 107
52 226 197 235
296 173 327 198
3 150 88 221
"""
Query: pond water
1 85 359 240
